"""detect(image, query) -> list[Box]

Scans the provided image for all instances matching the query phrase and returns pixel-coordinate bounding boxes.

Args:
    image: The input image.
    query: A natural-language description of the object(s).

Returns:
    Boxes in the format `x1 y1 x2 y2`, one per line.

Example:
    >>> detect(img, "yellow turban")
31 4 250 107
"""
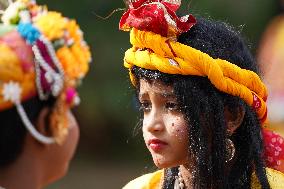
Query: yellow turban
124 28 268 125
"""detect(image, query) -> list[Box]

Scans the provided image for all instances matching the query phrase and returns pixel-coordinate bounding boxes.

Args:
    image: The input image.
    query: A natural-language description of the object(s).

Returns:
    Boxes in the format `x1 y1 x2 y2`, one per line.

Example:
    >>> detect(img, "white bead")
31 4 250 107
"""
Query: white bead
52 84 61 96
77 29 83 36
19 10 31 23
67 39 74 46
2 81 22 103
45 72 53 83
74 96 81 106
53 74 61 82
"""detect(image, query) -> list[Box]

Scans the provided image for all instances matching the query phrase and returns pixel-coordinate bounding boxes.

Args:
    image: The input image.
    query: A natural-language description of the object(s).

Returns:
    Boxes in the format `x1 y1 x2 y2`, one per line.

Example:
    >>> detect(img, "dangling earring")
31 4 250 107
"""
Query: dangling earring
225 138 235 163
174 166 185 189
49 94 68 144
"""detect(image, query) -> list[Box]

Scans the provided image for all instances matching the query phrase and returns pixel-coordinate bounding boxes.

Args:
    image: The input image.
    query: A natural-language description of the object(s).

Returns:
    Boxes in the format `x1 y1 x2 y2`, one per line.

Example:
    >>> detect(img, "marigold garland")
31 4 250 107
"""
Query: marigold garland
0 0 91 144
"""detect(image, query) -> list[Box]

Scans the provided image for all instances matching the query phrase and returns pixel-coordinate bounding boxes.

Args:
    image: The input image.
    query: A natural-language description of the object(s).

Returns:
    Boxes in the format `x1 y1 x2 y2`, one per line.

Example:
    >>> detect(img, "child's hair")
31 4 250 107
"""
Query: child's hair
131 17 270 189
0 97 55 168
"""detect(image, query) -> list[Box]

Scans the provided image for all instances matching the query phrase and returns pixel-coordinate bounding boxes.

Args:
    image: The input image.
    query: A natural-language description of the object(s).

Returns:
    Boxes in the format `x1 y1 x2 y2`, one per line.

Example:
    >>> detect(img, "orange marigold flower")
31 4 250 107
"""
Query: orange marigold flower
56 46 77 79
72 43 90 65
66 20 82 44
56 46 89 80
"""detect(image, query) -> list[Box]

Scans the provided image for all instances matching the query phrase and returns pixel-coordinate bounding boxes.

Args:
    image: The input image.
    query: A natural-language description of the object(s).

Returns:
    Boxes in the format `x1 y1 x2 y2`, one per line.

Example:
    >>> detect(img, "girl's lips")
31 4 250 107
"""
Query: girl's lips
148 139 168 152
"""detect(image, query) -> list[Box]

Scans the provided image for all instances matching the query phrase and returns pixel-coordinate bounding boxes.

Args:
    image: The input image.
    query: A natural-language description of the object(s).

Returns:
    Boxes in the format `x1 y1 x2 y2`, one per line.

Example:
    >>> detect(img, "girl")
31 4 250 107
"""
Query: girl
120 0 284 188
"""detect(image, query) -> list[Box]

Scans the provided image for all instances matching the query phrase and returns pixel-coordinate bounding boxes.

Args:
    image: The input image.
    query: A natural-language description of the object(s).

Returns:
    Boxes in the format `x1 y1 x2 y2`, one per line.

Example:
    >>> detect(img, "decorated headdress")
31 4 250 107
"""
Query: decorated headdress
119 0 284 173
0 0 91 144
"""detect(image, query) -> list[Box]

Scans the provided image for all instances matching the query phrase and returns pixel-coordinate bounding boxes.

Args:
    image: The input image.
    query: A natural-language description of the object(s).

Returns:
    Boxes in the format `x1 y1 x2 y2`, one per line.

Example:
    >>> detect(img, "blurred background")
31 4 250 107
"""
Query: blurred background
4 0 279 188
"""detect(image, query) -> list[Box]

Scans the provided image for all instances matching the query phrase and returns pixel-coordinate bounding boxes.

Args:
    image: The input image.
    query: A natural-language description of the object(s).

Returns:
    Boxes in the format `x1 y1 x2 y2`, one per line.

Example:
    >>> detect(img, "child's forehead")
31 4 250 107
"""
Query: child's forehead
139 79 175 97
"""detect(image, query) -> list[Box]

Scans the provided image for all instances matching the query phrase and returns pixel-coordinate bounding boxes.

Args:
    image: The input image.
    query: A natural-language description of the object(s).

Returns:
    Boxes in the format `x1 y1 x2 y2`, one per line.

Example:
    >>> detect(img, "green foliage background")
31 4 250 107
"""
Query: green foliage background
10 0 278 188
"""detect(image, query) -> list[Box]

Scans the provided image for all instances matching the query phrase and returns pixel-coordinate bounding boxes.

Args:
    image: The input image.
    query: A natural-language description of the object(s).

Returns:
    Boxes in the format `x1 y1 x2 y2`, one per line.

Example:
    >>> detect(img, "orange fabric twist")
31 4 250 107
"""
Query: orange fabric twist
124 28 268 124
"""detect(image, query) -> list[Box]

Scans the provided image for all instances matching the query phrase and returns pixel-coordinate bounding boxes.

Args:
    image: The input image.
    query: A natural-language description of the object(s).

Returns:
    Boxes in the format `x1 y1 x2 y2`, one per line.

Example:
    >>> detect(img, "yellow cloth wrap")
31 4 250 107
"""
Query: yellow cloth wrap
251 168 284 189
124 28 268 124
123 170 163 189
122 168 284 189
0 43 36 111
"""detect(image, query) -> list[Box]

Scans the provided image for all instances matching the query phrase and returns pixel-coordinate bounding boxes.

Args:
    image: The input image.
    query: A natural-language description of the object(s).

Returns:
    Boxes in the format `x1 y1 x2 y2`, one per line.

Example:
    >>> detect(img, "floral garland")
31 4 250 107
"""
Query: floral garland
2 0 91 81
0 0 91 144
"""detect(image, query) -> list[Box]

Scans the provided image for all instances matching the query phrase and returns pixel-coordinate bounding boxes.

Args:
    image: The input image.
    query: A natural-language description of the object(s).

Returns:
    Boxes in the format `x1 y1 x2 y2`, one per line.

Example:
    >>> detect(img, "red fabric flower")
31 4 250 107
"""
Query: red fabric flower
262 128 284 173
119 0 196 37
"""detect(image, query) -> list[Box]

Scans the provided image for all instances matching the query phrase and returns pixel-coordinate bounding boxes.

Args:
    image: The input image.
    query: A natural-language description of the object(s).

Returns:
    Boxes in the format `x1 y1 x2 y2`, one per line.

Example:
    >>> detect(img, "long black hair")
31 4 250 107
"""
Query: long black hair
0 97 55 168
131 17 270 189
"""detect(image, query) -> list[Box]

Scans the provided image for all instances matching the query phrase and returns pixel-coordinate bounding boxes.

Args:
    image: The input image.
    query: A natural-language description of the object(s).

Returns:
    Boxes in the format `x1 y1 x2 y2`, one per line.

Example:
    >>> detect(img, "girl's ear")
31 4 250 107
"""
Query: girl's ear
224 106 245 135
34 107 52 144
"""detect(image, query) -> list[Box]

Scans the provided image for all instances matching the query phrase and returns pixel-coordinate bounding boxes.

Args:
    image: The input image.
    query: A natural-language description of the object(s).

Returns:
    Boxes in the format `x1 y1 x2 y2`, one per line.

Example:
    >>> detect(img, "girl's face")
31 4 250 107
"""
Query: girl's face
139 79 189 168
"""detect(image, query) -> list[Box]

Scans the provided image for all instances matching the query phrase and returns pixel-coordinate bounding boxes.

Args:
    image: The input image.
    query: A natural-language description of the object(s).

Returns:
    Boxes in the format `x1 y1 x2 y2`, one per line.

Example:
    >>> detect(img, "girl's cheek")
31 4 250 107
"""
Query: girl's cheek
169 117 188 140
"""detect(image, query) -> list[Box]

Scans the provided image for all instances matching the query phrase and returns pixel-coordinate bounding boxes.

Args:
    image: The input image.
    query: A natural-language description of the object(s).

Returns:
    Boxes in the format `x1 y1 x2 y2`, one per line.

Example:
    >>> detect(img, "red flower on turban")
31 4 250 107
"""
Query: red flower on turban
119 0 196 37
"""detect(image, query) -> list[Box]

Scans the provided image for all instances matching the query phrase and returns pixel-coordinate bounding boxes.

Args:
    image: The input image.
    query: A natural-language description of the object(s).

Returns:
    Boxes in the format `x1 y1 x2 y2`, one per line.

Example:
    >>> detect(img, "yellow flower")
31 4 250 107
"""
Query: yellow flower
35 11 67 40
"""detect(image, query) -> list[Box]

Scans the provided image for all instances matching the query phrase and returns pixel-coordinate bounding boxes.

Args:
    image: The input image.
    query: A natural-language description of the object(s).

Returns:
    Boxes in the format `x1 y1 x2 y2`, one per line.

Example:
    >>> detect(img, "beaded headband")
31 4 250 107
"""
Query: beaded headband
119 0 284 173
0 0 91 144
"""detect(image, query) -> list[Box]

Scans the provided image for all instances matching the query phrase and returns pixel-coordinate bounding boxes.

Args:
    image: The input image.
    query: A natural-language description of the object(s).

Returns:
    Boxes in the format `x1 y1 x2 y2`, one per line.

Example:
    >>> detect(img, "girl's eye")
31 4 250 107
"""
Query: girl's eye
165 102 180 111
140 101 151 112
